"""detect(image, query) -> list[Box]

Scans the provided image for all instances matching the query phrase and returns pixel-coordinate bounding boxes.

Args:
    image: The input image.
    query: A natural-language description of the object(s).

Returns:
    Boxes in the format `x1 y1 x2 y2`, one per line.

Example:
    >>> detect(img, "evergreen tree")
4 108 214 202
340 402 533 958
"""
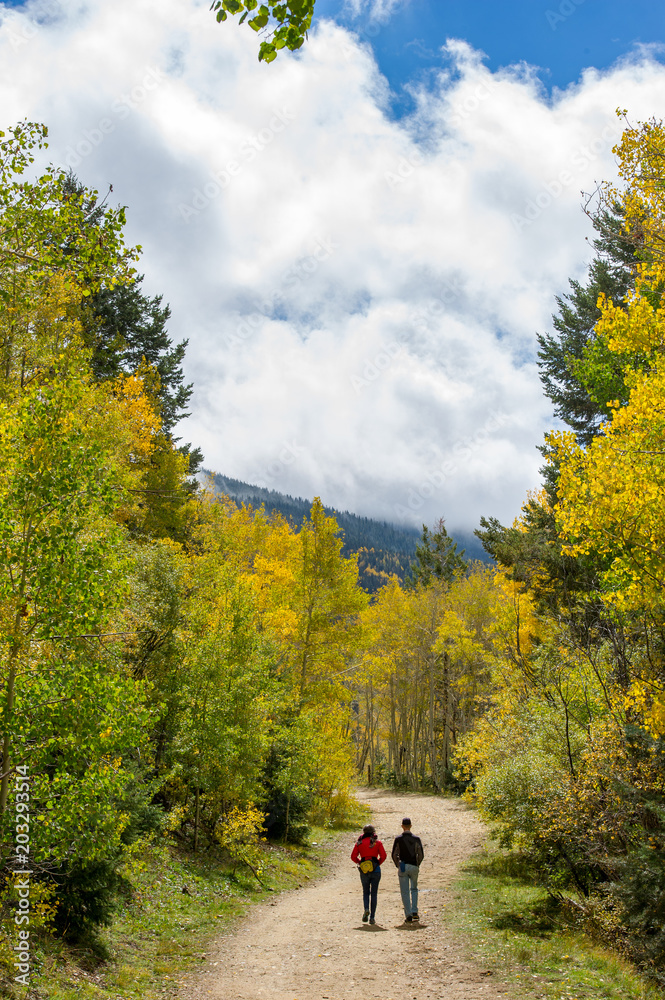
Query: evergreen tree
536 205 637 446
410 518 466 587
477 206 640 616
84 280 192 435
83 279 204 509
63 174 201 464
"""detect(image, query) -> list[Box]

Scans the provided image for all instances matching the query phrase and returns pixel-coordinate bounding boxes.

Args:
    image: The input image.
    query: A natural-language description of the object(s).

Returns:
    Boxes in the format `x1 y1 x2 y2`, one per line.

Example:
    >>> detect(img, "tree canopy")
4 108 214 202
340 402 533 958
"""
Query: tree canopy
410 518 467 588
210 0 316 63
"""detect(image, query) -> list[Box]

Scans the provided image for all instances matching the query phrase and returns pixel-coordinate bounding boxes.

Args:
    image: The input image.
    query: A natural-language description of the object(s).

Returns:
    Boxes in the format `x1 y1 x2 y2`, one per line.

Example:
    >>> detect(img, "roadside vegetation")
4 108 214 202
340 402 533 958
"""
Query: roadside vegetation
449 843 665 1000
12 820 359 1000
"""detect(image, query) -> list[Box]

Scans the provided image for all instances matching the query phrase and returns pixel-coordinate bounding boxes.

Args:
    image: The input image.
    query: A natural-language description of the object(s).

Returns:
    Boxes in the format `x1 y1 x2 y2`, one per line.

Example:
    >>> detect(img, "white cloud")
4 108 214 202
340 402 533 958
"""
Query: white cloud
2 1 665 531
343 0 409 22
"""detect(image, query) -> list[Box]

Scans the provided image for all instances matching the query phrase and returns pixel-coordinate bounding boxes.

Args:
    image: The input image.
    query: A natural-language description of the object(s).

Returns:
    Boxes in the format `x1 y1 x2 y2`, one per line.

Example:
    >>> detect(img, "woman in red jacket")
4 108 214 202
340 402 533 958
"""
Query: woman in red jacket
351 824 387 925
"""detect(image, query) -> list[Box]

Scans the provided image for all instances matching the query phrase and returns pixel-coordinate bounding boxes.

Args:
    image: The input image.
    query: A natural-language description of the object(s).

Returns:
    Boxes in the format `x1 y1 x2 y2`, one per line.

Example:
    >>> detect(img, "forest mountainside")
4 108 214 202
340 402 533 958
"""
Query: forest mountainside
206 471 489 592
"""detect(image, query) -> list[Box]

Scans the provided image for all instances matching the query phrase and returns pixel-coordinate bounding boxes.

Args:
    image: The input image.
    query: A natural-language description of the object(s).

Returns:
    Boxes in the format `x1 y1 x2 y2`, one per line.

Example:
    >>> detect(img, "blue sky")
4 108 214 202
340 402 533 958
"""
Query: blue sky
6 0 665 93
316 0 664 109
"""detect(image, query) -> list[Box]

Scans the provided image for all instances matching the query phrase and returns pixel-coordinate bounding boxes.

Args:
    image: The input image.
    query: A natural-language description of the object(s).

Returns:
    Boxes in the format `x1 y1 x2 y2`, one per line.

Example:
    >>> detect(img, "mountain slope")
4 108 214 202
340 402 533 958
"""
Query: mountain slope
206 472 488 592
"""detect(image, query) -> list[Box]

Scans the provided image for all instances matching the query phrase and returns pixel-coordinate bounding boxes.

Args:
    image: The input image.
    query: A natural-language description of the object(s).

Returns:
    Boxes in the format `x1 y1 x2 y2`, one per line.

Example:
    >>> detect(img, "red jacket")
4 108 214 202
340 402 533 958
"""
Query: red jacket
351 835 387 866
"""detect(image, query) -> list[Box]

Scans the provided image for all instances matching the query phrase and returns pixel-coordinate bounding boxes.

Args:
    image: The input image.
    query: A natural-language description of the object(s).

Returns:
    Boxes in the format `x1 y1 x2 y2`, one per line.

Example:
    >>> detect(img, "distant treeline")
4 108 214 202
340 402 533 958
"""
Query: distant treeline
206 473 487 592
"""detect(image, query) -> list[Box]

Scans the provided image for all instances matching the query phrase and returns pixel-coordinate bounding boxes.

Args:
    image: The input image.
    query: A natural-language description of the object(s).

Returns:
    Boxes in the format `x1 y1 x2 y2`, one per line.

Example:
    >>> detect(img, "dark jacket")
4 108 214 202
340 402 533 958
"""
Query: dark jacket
391 831 424 867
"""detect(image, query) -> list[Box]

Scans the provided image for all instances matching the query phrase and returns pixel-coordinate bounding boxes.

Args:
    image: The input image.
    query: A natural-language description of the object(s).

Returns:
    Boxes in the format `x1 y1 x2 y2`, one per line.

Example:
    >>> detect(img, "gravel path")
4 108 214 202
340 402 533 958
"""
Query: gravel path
180 788 517 1000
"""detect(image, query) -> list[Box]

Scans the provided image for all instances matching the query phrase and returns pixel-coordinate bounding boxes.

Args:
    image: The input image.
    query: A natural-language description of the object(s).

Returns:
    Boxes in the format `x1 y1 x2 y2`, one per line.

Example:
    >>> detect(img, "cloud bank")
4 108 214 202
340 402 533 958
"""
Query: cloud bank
1 0 665 530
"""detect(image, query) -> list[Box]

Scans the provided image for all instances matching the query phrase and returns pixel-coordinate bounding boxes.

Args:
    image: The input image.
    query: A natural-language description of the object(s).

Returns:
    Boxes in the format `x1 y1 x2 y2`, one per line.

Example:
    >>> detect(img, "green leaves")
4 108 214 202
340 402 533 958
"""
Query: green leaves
259 42 278 62
210 0 315 62
249 5 270 30
410 518 467 588
0 123 140 320
0 365 153 871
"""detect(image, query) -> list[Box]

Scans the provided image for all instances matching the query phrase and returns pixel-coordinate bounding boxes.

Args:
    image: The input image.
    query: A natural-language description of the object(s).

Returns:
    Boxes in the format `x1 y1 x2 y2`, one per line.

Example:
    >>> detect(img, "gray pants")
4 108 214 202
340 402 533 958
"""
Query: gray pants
398 863 419 916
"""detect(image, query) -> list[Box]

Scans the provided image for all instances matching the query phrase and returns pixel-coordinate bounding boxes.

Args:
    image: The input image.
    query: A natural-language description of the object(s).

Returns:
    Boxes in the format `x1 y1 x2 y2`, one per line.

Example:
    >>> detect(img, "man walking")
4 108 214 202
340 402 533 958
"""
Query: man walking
391 817 424 923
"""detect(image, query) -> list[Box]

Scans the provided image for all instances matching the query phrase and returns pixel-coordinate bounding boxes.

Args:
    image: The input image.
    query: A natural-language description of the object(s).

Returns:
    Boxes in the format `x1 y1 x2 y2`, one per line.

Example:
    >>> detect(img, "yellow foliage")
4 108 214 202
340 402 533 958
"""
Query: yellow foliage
307 705 357 821
216 804 267 874
111 372 161 463
553 352 665 608
611 114 665 262
626 681 665 739
554 121 665 610
0 272 89 399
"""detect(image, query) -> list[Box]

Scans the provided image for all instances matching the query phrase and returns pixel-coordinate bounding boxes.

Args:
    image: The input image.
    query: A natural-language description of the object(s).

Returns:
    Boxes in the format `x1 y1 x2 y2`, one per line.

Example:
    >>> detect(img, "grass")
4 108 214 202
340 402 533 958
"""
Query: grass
447 843 665 1000
3 825 343 1000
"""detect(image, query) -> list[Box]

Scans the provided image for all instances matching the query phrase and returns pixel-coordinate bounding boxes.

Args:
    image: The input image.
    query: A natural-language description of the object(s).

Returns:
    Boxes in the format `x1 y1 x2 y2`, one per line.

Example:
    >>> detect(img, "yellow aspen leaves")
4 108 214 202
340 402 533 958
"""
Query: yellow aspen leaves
554 345 665 608
611 116 665 262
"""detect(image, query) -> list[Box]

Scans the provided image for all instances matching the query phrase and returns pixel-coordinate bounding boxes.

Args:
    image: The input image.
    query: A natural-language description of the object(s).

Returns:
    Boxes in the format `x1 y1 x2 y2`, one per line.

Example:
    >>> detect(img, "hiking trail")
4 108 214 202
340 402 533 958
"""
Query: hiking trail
179 788 517 1000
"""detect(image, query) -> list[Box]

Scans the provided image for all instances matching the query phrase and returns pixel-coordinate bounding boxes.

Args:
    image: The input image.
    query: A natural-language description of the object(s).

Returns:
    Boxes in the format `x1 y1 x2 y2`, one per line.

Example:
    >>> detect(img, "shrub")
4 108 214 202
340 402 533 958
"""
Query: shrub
263 789 310 843
47 859 130 941
616 845 665 976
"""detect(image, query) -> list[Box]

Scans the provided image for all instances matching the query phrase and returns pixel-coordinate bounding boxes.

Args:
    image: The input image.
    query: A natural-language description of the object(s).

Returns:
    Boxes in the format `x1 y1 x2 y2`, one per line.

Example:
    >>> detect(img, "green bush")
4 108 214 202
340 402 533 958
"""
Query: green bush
262 789 310 843
48 859 131 941
616 845 665 977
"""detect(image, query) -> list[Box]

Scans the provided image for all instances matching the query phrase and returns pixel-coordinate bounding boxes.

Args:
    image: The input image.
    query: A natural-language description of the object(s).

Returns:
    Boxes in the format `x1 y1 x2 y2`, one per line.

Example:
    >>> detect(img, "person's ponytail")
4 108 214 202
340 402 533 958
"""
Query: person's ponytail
356 823 377 846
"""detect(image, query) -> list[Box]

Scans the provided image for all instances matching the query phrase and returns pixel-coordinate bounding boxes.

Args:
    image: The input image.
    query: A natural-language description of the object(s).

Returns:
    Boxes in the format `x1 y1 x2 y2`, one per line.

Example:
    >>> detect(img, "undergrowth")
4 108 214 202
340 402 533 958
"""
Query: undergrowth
448 845 665 1000
1 827 341 999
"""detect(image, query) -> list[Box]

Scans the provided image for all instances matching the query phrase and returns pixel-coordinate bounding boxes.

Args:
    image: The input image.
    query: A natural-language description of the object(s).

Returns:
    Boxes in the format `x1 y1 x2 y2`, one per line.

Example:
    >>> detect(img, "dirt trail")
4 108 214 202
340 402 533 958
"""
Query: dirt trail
180 789 516 1000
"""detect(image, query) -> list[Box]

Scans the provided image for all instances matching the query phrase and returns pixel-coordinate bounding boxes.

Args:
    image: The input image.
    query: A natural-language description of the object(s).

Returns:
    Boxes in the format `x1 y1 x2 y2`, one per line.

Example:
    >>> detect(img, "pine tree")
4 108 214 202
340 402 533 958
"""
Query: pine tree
62 174 201 468
84 279 192 434
477 206 639 612
537 205 637 446
410 518 466 587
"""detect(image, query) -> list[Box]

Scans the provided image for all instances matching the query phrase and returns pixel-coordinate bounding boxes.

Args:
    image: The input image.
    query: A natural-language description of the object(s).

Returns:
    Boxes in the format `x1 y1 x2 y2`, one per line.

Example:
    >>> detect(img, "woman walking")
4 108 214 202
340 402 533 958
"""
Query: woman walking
351 824 387 925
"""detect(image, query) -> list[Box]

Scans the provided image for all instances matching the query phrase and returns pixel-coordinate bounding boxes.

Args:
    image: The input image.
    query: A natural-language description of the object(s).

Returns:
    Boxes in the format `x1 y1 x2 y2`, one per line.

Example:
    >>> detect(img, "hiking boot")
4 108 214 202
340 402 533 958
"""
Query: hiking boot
404 915 413 923
362 910 369 923
369 917 375 925
412 912 419 921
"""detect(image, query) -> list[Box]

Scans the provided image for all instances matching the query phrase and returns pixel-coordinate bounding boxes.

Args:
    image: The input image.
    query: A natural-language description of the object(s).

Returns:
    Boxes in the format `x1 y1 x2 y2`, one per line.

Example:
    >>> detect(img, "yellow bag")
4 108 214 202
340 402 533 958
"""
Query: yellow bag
359 859 374 874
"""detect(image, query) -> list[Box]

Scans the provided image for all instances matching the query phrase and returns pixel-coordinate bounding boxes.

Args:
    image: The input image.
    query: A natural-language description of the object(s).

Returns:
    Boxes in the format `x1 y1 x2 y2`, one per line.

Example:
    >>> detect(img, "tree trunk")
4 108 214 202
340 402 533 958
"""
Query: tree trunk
193 786 201 852
0 527 32 816
428 656 440 791
284 790 291 842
